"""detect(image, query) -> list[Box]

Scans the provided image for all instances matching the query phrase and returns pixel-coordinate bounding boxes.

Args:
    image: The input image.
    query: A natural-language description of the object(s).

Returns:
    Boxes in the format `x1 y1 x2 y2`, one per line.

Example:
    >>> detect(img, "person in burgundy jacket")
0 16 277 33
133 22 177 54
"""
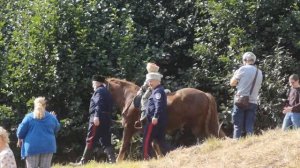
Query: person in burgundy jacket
282 74 300 130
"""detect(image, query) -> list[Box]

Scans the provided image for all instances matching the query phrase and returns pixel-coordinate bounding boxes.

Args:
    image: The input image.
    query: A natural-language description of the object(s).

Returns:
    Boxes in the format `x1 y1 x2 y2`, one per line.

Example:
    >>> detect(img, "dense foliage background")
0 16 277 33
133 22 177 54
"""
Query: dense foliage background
1 0 300 166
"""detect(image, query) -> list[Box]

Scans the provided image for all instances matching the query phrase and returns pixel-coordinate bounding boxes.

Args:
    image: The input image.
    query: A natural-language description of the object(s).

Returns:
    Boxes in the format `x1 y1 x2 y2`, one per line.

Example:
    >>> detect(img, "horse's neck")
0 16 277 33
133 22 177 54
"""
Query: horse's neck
110 83 137 109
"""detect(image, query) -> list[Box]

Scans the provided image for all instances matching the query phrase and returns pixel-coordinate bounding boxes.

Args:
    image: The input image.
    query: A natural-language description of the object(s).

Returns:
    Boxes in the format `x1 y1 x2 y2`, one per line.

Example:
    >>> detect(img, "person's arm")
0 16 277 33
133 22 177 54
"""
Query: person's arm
230 77 238 86
17 139 23 148
137 82 148 95
230 68 242 87
283 106 292 114
93 90 102 116
50 111 61 133
16 115 30 139
291 89 300 112
283 89 300 113
152 90 164 125
93 89 105 126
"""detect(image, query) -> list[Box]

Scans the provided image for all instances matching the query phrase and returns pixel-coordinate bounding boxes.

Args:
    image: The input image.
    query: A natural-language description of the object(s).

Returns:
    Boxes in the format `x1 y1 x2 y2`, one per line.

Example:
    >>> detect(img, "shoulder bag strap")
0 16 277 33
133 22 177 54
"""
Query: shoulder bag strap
249 67 259 96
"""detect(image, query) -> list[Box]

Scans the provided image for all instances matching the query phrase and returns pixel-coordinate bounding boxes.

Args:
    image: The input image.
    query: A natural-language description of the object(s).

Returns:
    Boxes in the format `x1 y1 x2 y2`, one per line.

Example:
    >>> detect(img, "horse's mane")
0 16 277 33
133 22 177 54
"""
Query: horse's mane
106 77 139 91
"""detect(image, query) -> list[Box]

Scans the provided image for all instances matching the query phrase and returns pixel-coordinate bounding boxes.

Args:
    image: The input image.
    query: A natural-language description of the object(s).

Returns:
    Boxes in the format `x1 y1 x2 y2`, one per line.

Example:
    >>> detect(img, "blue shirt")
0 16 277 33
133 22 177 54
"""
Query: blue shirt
89 85 113 118
17 111 60 159
147 85 167 121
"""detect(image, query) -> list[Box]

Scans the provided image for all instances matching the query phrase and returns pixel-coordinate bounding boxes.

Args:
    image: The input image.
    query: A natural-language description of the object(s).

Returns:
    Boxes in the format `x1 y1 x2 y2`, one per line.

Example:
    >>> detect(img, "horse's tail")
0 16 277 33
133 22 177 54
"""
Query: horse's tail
205 93 226 138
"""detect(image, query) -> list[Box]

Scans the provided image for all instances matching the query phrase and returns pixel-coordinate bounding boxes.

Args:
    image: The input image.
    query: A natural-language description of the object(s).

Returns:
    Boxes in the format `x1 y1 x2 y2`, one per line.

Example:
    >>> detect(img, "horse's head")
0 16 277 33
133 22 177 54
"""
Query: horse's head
106 78 140 126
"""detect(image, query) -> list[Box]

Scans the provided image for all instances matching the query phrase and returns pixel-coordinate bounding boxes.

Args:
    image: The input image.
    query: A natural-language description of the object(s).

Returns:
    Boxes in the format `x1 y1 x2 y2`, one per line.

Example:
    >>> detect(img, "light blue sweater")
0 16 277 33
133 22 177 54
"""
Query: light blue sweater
17 111 60 159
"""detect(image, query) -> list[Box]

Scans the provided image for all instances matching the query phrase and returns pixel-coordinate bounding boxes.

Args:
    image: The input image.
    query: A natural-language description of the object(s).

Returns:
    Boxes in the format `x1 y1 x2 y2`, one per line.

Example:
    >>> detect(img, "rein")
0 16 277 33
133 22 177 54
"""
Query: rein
121 97 135 118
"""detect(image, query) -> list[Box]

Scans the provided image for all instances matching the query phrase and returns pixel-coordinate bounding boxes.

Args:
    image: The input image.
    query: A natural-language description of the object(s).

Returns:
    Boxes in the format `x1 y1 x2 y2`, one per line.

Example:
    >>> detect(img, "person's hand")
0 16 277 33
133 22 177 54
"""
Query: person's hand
50 111 57 116
17 139 23 148
283 107 292 114
94 117 100 126
137 90 142 96
152 118 158 125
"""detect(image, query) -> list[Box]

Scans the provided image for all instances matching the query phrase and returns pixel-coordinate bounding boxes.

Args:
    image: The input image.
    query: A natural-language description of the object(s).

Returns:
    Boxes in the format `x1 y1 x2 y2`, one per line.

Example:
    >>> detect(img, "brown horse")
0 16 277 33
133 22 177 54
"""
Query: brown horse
106 78 225 162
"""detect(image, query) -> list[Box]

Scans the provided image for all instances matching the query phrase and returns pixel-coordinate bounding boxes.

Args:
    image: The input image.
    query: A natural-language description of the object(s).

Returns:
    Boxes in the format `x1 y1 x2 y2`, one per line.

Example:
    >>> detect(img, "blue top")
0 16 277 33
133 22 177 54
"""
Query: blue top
147 85 167 121
89 84 113 119
17 111 60 159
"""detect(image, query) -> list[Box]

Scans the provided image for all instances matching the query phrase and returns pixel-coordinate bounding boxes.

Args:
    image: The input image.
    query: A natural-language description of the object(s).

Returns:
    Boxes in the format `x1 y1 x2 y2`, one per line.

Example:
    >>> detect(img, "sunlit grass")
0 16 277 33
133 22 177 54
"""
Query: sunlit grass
54 129 300 168
53 160 142 168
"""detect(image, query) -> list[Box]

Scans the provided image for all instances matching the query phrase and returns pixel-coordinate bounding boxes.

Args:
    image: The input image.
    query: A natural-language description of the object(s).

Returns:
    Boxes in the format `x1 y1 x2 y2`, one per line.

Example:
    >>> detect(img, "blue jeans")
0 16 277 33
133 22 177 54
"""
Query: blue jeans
232 103 257 139
282 112 300 130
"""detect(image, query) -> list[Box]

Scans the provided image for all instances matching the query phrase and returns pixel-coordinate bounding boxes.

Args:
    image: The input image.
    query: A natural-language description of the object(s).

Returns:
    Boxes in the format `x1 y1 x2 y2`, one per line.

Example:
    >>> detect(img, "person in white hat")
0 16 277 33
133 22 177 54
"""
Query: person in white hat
137 63 160 122
143 71 168 159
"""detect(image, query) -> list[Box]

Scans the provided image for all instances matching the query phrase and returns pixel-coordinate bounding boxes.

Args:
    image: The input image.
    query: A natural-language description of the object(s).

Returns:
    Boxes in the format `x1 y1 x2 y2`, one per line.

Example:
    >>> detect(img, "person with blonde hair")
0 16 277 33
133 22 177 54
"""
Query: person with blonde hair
0 127 17 168
17 97 60 168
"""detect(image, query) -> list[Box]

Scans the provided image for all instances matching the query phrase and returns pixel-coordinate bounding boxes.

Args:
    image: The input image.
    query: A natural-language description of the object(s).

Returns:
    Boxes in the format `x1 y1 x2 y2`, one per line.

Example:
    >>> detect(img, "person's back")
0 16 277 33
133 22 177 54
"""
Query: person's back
235 64 263 104
89 85 113 114
17 97 60 168
18 112 60 157
230 52 263 139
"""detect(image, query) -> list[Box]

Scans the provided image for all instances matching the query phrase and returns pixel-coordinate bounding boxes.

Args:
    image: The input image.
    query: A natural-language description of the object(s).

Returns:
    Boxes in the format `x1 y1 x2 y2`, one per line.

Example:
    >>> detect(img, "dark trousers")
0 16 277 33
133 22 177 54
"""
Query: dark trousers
143 120 167 159
86 114 112 150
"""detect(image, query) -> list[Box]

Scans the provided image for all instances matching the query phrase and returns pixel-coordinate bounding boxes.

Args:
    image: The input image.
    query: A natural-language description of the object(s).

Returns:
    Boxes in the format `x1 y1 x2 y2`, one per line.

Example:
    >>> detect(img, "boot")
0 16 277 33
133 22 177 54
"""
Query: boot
104 146 116 163
69 146 92 166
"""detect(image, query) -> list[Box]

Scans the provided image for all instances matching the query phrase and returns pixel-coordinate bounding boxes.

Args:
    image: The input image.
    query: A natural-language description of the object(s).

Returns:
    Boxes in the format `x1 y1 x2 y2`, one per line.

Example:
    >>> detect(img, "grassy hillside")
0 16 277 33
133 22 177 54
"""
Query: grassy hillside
54 129 300 168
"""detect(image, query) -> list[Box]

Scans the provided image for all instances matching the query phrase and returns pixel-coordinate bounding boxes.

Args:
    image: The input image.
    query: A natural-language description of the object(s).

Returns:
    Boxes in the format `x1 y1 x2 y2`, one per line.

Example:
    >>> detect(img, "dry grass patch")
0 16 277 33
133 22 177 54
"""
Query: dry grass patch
52 160 142 168
54 129 300 168
143 129 300 168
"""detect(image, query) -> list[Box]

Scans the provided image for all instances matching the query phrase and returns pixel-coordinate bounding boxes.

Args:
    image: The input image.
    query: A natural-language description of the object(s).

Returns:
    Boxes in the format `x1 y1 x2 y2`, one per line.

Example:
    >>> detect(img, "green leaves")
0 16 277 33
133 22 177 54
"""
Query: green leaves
0 0 300 162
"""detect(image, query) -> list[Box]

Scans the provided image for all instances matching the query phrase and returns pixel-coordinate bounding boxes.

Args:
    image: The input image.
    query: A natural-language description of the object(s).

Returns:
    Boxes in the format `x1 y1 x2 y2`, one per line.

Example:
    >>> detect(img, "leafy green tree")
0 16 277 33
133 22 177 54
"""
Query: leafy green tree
1 0 300 164
188 0 300 133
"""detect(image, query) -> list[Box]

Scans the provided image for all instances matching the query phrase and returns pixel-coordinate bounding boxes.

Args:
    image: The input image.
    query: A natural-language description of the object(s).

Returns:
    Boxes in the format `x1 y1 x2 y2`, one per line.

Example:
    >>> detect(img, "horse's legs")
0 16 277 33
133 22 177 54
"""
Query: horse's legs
116 127 135 162
174 127 198 146
151 140 163 159
191 125 206 144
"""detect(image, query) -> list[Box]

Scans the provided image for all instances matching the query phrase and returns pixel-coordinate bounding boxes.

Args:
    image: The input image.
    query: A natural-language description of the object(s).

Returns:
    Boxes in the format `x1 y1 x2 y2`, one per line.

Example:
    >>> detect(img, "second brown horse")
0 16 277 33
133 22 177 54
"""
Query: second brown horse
106 78 225 162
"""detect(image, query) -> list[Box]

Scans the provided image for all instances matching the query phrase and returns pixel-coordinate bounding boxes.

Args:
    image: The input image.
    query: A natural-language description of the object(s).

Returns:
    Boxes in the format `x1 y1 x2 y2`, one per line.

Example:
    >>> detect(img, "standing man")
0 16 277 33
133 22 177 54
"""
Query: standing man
137 62 160 122
230 52 263 139
282 74 300 130
70 75 115 166
143 72 168 159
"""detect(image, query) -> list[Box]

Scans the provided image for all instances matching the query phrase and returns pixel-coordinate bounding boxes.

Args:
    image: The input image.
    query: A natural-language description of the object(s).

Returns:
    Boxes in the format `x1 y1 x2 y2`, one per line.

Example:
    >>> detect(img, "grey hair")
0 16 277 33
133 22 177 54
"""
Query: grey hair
242 52 256 64
289 74 299 81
